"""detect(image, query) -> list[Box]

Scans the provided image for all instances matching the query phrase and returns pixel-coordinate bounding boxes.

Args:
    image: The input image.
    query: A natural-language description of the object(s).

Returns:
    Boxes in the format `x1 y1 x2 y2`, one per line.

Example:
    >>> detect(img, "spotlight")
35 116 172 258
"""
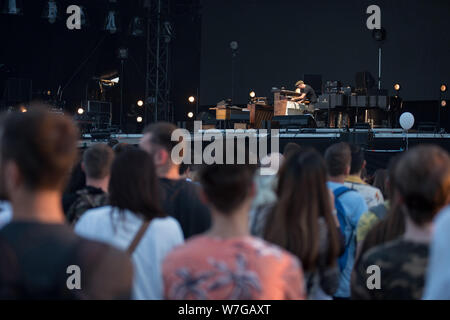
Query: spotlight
47 90 52 96
249 91 256 98
187 112 194 118
441 100 447 108
441 84 447 93
103 4 120 34
137 100 144 107
188 96 195 103
137 116 143 123
2 0 23 15
394 83 401 91
129 17 145 37
42 0 58 24
230 41 239 51
77 107 84 115
372 28 387 42
20 106 27 113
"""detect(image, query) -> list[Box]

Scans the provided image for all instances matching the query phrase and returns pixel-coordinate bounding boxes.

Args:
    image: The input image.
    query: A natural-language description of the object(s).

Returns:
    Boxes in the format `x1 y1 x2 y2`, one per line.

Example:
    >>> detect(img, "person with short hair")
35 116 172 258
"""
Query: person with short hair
162 158 306 300
352 145 450 300
344 144 384 208
0 107 133 299
139 122 211 239
75 148 184 300
324 142 367 299
66 144 113 224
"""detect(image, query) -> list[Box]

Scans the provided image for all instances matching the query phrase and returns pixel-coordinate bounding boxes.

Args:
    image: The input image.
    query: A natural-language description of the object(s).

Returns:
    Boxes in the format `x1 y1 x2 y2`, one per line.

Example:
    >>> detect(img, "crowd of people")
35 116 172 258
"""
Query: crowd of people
0 107 449 300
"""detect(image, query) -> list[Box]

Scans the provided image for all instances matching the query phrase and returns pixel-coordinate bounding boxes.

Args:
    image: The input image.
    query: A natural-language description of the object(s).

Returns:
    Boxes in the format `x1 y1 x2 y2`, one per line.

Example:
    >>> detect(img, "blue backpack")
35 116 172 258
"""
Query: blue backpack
333 186 357 272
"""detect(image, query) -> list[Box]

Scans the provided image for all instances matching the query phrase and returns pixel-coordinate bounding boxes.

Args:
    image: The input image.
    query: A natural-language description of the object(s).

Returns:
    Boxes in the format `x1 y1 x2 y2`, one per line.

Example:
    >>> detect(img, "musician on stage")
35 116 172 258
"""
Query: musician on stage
291 80 317 113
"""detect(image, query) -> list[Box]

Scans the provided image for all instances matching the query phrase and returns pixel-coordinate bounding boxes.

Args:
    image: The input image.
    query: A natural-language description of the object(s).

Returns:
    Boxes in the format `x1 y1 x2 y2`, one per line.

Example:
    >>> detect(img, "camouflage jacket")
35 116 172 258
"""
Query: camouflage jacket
66 187 109 225
351 238 429 300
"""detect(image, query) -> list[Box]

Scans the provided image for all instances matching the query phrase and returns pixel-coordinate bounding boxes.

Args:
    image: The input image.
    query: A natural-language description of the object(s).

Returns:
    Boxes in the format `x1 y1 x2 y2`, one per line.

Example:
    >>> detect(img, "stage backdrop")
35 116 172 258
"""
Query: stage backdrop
199 0 450 106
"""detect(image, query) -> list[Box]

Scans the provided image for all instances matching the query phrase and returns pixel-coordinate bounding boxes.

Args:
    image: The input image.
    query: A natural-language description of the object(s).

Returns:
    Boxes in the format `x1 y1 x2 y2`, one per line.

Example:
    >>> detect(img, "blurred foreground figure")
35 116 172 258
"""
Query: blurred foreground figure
0 108 133 299
352 145 450 300
162 153 306 300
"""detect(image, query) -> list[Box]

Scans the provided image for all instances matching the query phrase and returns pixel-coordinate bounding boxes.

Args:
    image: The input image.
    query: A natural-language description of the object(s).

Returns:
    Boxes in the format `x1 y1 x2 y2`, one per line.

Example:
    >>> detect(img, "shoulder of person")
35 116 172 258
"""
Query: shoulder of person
76 238 133 299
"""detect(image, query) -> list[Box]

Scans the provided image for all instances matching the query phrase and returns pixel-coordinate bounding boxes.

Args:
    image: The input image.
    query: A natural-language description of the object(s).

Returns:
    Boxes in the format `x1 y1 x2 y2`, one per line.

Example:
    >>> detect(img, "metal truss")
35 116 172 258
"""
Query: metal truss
144 0 173 124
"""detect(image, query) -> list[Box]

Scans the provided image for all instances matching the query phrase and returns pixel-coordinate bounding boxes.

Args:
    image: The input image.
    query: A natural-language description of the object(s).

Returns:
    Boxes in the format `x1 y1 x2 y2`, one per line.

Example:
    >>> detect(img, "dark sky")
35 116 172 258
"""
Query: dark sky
199 0 450 105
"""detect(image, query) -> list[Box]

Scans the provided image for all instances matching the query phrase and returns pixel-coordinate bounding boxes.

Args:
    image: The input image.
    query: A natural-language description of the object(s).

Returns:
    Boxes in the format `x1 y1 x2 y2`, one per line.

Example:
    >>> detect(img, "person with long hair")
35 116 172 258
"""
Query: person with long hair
263 149 341 299
75 148 184 300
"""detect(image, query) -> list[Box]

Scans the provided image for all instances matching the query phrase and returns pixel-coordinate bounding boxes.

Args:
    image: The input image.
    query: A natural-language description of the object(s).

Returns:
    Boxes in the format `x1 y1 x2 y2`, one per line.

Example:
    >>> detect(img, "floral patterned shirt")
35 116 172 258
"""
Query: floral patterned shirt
162 235 306 300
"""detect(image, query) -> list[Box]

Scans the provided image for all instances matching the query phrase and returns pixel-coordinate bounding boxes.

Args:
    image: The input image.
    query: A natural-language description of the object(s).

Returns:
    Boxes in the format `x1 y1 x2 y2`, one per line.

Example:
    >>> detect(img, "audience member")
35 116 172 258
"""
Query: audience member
66 144 113 224
351 145 450 300
139 122 211 239
0 108 132 299
423 205 450 299
162 155 305 300
324 142 368 299
75 148 183 299
263 149 341 299
344 144 384 208
372 169 388 199
249 152 284 235
283 142 302 158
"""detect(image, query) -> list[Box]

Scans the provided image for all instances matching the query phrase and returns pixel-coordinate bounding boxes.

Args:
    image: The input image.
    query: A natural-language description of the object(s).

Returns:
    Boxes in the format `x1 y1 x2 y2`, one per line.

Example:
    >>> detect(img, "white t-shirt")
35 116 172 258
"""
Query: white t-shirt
74 206 184 300
0 201 12 230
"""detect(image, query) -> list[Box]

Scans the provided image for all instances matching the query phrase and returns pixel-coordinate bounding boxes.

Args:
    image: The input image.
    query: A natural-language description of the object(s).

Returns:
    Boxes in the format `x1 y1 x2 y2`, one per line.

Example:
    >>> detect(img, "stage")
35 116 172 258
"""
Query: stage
79 128 450 173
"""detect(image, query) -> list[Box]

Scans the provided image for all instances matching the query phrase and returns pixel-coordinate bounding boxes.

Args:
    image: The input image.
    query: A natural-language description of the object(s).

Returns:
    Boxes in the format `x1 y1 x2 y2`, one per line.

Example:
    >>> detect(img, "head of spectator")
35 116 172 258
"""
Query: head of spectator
198 156 257 236
109 148 164 221
112 142 132 155
372 169 388 199
396 145 450 237
81 144 114 193
0 107 78 223
283 142 302 158
107 138 120 149
349 144 366 178
264 149 340 272
324 142 351 183
139 122 180 179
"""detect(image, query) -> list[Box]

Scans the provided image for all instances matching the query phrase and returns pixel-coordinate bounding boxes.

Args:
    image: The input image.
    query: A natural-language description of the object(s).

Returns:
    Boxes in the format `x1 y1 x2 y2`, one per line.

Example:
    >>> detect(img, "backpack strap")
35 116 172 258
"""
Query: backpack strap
126 220 150 255
333 186 354 199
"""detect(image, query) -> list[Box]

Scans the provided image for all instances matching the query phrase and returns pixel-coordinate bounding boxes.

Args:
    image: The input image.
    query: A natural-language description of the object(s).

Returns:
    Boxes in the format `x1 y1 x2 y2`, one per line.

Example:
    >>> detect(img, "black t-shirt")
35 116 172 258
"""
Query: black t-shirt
0 222 133 300
301 84 318 103
159 178 211 239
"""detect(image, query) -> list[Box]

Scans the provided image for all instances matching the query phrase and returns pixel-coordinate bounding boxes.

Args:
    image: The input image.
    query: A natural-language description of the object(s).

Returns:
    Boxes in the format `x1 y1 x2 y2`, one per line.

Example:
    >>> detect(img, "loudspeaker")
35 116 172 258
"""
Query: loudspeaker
304 74 322 95
272 115 317 129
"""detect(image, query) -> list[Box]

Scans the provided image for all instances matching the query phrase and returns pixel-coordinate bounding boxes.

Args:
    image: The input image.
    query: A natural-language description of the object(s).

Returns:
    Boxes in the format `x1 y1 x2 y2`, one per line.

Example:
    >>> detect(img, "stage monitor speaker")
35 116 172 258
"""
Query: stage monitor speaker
272 115 317 129
355 71 375 93
304 74 322 95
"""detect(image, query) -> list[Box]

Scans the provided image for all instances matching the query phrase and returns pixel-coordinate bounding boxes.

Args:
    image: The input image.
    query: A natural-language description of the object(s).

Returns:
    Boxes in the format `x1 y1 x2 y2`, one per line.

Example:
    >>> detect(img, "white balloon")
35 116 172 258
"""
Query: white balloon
399 112 415 131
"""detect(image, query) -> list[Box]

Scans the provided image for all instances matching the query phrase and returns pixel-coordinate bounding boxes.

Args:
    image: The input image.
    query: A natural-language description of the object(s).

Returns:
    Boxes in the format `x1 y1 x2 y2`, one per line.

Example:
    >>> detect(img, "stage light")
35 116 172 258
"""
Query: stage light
249 91 256 98
230 41 239 51
441 84 447 93
110 77 119 84
188 96 195 103
2 0 23 15
103 1 120 34
42 0 58 24
137 100 144 107
372 28 386 42
47 90 52 96
20 106 27 113
394 83 401 91
441 100 447 108
77 107 84 115
137 116 143 123
187 112 194 119
117 48 128 60
129 17 145 37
